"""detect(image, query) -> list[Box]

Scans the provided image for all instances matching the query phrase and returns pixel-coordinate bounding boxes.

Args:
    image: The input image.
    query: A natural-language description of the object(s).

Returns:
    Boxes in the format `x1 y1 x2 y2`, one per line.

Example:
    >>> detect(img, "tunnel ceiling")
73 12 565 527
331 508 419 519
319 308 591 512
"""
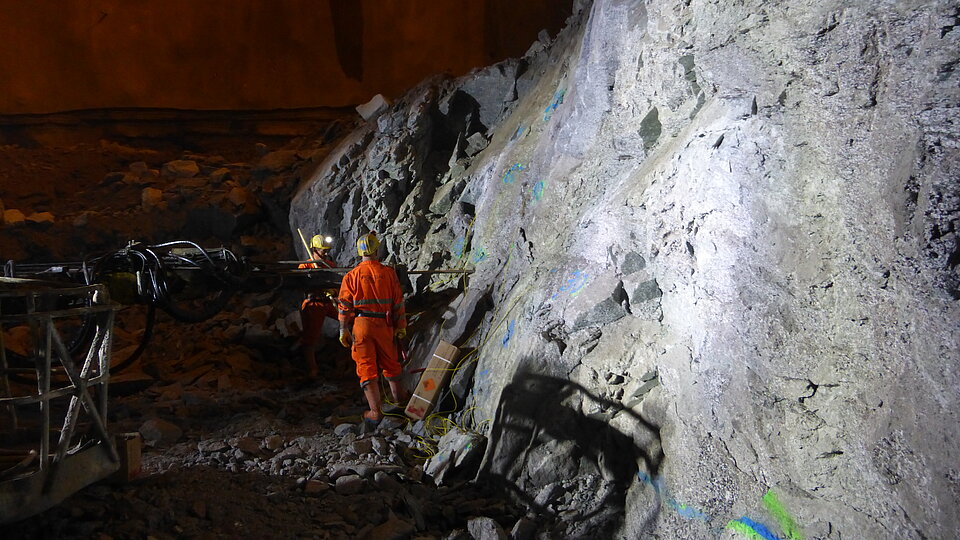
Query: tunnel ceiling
0 0 571 114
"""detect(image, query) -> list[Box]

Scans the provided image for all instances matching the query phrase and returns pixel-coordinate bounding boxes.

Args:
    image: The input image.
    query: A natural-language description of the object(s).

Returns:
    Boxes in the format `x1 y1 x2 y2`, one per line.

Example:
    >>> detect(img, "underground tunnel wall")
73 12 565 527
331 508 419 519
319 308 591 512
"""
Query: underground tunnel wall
291 0 960 537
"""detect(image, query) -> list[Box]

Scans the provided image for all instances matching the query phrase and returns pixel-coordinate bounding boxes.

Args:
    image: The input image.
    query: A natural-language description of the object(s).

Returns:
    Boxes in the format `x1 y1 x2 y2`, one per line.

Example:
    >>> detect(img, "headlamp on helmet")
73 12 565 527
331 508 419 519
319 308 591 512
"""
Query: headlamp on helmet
310 235 333 250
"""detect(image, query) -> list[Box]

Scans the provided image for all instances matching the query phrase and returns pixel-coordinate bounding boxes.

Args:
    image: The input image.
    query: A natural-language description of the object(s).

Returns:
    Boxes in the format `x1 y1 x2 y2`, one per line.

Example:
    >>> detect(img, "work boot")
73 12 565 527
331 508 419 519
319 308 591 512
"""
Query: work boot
362 384 383 421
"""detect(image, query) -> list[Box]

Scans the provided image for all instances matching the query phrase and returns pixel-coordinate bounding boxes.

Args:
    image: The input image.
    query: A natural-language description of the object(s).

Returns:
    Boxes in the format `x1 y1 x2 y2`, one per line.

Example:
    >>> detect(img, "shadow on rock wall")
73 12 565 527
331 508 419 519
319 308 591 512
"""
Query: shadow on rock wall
478 368 663 536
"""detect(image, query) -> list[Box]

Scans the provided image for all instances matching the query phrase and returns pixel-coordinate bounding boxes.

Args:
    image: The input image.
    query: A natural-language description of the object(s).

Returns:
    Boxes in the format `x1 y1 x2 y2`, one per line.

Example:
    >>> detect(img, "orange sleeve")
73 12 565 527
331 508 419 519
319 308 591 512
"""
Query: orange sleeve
338 270 355 327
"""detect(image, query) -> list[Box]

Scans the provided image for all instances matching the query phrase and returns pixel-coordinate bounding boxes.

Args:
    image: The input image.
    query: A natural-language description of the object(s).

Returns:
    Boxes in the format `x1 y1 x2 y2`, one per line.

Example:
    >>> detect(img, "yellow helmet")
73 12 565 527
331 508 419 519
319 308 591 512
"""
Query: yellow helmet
356 232 380 256
310 235 333 250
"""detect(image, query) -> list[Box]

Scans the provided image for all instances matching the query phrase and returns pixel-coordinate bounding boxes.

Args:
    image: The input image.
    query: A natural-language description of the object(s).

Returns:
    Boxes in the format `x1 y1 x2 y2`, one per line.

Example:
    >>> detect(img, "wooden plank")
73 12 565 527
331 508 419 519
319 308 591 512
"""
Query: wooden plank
111 433 141 482
404 340 459 421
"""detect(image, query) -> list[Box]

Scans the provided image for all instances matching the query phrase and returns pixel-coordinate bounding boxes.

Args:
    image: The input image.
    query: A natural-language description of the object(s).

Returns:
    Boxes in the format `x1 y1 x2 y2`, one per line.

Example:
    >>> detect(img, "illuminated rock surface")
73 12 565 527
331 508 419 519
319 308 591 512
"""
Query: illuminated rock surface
292 0 960 537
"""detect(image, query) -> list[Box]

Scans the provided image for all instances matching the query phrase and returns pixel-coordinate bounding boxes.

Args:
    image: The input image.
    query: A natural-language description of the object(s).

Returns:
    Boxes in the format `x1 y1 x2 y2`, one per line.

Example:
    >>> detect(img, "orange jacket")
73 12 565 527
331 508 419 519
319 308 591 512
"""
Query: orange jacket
338 260 406 329
300 255 336 298
298 254 335 270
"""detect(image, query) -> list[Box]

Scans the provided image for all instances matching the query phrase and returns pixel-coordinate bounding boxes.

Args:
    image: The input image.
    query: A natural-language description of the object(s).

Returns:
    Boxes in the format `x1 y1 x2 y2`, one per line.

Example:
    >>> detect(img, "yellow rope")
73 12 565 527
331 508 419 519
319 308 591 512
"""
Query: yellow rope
427 217 476 292
389 231 535 451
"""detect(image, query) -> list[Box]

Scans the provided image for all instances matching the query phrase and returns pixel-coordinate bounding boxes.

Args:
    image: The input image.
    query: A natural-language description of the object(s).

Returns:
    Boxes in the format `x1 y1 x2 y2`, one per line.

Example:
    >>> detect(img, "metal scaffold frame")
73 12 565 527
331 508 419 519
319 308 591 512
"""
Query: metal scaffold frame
0 277 119 524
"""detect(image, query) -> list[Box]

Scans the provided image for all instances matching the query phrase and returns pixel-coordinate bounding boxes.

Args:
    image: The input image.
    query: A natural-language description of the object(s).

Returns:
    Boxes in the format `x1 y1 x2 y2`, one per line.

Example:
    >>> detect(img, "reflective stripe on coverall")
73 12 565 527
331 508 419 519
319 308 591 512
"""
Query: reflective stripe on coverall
338 260 406 385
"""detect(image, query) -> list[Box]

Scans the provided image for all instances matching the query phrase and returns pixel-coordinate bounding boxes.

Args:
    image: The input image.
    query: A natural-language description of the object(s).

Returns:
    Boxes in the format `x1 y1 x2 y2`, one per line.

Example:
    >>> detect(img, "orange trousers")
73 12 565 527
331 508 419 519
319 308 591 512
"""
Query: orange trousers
301 297 337 346
352 317 401 386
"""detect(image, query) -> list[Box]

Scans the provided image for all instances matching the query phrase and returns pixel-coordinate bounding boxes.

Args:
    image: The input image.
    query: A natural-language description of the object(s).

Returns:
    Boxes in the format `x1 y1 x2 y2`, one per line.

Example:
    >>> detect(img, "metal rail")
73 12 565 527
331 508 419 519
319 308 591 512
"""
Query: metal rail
0 277 119 523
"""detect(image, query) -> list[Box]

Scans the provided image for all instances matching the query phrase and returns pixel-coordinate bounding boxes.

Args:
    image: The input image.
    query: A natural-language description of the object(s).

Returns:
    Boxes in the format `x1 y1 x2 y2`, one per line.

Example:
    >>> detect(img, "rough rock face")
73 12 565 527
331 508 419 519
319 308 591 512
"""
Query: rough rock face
291 0 960 537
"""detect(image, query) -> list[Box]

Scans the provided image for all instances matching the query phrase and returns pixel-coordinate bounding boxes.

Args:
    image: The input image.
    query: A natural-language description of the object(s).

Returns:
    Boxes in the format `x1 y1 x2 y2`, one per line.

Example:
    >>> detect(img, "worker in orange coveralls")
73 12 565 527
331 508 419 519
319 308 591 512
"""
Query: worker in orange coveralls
338 232 409 421
298 234 338 378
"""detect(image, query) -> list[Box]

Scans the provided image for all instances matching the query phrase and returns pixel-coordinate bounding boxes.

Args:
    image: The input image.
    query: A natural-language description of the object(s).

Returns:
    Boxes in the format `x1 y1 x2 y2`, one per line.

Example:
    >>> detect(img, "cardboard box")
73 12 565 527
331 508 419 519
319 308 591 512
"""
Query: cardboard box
405 340 459 420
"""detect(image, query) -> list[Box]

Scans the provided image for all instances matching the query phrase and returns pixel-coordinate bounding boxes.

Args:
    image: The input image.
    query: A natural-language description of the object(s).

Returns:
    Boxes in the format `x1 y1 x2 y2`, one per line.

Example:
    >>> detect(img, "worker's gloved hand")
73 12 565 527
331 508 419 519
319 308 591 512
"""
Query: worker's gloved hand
339 328 353 348
394 328 406 340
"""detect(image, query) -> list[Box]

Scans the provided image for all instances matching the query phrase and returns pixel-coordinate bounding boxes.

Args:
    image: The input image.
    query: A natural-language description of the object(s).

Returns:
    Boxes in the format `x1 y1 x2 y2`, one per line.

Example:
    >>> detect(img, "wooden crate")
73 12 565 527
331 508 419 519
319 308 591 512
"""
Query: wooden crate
405 340 459 420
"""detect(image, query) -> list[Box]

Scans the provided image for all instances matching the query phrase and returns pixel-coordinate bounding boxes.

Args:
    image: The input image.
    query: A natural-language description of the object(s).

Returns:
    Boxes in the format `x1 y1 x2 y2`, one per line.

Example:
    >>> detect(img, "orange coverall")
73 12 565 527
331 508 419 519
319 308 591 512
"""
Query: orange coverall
338 260 406 386
299 255 337 346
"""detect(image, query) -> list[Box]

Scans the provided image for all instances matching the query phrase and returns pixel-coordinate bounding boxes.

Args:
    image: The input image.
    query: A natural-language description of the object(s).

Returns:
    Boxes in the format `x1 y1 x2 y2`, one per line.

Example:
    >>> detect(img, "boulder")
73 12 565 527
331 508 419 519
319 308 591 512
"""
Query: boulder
465 132 489 156
356 94 390 122
244 305 274 326
25 212 54 225
141 187 164 209
350 438 374 455
334 423 356 437
3 208 25 226
424 426 486 486
101 171 125 185
509 518 537 540
197 439 230 453
226 186 258 211
456 60 520 129
161 160 200 178
262 435 285 451
210 167 232 183
128 161 150 174
257 150 300 172
334 474 365 495
233 437 262 454
139 418 182 447
467 517 507 540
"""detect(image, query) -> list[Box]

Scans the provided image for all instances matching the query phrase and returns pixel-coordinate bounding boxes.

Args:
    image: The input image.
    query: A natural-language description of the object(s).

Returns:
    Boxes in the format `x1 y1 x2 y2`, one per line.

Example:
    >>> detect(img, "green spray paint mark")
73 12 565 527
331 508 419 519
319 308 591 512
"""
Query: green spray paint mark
762 491 803 540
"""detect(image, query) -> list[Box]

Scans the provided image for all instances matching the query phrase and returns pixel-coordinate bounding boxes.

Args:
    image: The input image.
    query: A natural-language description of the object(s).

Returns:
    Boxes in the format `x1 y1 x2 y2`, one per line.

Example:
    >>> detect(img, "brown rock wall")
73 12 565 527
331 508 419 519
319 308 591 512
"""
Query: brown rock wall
0 0 570 113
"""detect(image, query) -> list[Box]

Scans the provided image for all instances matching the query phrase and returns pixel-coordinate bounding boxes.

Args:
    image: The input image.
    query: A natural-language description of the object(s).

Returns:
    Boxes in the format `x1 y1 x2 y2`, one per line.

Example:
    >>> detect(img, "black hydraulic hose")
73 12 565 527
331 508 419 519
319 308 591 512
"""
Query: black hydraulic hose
150 240 222 269
167 253 204 268
150 241 248 288
4 241 250 382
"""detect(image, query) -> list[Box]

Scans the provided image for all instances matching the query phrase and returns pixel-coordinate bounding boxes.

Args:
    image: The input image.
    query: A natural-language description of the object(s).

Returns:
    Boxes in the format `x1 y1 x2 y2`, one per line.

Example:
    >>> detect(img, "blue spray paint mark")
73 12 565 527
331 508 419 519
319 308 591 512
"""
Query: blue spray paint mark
502 163 525 184
637 471 803 540
502 319 515 347
558 270 590 296
674 502 712 521
637 472 712 522
452 236 466 258
543 89 566 122
731 517 783 540
472 247 488 264
532 180 546 202
548 269 589 298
